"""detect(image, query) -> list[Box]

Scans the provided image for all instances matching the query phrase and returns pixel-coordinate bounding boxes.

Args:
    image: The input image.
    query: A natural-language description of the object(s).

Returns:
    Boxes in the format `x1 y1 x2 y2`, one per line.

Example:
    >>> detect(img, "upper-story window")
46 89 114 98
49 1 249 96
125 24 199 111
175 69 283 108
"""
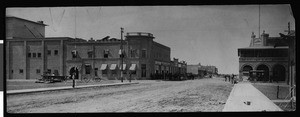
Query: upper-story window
38 53 41 58
54 50 59 55
142 49 147 58
104 49 109 58
28 53 31 58
71 50 78 58
33 53 36 58
131 49 138 58
47 50 51 55
88 50 93 58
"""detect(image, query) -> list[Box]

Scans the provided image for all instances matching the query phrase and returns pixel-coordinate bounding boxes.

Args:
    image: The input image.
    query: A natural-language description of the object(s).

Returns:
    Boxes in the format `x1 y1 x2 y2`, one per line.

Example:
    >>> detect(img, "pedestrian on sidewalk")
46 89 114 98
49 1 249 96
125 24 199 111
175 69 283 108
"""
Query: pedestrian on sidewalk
231 74 234 84
72 72 76 88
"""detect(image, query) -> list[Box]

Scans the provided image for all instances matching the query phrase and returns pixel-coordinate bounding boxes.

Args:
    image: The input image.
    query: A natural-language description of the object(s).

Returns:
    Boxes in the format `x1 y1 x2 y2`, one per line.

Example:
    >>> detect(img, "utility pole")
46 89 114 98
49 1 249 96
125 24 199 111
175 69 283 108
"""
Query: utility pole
120 27 124 83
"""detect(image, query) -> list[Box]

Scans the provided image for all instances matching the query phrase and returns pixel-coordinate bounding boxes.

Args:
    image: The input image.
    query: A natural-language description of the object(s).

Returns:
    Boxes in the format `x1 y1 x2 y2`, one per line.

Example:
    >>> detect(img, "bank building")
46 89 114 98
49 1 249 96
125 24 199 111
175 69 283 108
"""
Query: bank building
238 31 293 83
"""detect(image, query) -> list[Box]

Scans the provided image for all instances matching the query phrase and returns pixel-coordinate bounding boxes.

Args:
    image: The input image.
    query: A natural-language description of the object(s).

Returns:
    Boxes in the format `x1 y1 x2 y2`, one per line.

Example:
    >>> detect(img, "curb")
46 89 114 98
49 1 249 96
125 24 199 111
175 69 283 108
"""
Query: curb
7 82 139 95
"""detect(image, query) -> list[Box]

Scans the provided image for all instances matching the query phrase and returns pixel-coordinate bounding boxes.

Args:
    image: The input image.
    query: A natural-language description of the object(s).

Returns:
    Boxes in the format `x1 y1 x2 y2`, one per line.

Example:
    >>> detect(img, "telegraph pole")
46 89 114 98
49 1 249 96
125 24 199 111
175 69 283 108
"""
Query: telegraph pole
120 27 124 82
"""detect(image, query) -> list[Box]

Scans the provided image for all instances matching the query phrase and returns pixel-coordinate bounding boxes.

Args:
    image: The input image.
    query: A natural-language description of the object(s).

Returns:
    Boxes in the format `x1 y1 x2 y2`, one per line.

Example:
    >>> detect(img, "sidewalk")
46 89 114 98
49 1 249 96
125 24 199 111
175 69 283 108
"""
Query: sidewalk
223 82 283 112
7 82 139 95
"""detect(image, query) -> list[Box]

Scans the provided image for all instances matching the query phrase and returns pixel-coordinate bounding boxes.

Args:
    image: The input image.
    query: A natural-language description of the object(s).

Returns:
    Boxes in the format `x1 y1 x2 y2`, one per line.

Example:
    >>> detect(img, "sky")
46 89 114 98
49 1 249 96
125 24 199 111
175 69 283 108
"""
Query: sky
6 5 295 74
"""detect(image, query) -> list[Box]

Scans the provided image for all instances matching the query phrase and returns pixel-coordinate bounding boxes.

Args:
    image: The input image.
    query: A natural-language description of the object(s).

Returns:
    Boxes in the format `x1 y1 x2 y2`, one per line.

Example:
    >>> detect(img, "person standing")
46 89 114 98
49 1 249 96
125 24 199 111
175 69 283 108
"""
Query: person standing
72 72 76 88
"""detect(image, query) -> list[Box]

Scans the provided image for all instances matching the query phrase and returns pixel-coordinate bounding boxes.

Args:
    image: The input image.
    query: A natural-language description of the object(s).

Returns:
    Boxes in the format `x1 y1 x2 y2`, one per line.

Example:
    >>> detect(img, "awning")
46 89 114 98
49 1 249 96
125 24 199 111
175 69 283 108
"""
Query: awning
110 64 117 70
119 64 126 70
129 64 137 71
100 64 108 70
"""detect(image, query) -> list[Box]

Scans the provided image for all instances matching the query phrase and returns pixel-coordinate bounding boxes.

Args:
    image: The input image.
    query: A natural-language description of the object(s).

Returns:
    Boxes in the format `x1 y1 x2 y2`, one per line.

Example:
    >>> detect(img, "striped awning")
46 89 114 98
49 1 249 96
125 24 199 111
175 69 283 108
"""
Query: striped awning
110 64 117 70
119 64 126 70
100 64 108 70
129 64 137 71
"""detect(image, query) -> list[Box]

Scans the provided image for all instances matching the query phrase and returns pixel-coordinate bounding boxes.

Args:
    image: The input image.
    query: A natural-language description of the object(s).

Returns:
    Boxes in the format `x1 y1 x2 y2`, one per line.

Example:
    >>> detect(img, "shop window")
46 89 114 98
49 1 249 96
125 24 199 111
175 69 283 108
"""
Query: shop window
102 70 107 75
47 69 51 74
85 65 91 74
141 64 146 77
112 70 117 74
94 68 98 76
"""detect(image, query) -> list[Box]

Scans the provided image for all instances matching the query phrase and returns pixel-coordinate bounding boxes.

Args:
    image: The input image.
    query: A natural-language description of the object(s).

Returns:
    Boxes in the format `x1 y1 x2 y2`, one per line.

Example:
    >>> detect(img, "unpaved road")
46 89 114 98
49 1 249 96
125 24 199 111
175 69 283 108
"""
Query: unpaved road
7 78 233 113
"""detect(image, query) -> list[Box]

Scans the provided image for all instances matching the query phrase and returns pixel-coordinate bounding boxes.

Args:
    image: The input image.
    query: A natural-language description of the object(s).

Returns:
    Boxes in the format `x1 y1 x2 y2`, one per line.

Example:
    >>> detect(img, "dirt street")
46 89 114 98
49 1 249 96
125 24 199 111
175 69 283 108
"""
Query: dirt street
7 78 233 113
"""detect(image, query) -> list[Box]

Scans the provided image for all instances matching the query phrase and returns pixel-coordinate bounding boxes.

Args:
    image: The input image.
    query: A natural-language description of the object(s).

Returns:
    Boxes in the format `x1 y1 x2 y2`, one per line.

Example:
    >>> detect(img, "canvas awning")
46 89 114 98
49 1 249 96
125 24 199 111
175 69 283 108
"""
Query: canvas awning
110 64 117 70
100 64 108 70
119 64 126 70
129 64 137 71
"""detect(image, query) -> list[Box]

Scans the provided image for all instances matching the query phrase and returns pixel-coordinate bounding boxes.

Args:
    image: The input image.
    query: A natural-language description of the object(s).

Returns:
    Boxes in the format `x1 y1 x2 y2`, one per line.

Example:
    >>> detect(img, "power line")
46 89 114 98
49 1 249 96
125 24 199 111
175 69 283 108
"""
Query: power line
49 8 56 32
58 9 65 26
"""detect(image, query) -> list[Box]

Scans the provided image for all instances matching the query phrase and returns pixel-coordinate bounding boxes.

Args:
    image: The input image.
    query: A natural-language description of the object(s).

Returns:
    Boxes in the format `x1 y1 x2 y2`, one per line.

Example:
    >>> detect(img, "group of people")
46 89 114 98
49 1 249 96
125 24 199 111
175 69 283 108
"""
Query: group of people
224 74 238 84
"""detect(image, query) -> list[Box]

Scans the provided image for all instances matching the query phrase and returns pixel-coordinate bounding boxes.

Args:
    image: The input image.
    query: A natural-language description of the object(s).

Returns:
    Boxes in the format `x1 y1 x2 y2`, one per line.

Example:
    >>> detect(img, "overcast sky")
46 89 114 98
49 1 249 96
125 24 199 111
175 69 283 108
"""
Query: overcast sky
6 5 295 74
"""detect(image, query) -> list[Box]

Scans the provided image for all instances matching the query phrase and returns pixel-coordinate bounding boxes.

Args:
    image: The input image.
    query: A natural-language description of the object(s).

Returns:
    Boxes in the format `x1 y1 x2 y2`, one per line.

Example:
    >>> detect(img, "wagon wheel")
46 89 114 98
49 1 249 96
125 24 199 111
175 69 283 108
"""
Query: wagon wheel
83 76 91 83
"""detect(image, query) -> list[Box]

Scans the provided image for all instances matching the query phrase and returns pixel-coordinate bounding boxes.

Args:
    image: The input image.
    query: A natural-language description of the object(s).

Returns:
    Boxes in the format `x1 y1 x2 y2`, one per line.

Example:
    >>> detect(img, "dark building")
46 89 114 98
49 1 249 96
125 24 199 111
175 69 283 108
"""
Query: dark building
238 31 291 83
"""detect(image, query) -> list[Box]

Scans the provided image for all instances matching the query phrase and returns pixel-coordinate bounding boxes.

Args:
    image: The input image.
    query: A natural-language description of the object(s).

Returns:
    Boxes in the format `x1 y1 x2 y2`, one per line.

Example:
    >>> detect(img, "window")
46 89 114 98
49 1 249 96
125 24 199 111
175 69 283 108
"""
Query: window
94 68 98 76
85 65 91 74
36 69 40 74
38 53 41 58
88 51 93 58
54 50 58 55
72 50 78 58
28 53 31 58
33 53 36 58
131 70 136 74
102 70 107 75
112 70 117 74
104 50 109 58
19 69 23 74
141 64 146 77
47 50 51 55
11 70 13 73
142 49 146 58
47 69 51 74
131 49 137 58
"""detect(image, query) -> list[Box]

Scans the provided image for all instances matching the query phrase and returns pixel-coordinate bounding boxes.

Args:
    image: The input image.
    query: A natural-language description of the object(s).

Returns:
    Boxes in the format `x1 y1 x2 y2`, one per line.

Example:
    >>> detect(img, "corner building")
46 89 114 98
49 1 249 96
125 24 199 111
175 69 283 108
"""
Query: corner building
238 31 290 83
6 16 186 80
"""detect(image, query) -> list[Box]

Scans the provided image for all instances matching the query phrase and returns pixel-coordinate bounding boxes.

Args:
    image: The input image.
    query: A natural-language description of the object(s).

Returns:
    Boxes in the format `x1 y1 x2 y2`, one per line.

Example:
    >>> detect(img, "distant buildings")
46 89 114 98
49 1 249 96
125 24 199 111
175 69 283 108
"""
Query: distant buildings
6 16 187 80
238 30 294 84
187 63 218 77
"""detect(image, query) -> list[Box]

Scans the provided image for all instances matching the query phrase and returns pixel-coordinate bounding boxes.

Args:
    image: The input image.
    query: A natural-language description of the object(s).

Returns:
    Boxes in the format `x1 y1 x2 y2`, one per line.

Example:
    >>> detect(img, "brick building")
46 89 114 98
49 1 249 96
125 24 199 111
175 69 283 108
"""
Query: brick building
6 16 187 80
238 31 291 83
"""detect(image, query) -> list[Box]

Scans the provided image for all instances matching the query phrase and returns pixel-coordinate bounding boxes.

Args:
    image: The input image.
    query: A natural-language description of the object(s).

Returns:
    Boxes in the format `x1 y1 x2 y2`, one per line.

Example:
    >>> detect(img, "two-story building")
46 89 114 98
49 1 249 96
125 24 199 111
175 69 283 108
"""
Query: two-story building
238 31 290 83
6 16 187 80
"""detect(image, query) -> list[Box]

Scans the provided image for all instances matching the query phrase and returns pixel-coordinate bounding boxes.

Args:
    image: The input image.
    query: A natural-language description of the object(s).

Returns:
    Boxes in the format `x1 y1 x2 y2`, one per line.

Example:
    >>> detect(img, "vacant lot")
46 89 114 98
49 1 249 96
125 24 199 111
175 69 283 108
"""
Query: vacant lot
7 78 233 113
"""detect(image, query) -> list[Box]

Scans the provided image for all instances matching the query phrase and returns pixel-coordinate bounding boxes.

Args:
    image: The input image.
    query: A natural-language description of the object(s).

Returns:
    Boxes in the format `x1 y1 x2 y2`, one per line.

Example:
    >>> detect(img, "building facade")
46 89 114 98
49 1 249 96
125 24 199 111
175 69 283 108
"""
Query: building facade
6 16 187 80
238 31 290 83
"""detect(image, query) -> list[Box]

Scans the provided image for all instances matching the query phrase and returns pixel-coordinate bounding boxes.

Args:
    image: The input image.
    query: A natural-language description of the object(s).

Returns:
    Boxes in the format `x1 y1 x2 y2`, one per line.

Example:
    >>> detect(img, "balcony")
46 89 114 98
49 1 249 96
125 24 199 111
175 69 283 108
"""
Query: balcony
239 57 288 62
126 32 154 38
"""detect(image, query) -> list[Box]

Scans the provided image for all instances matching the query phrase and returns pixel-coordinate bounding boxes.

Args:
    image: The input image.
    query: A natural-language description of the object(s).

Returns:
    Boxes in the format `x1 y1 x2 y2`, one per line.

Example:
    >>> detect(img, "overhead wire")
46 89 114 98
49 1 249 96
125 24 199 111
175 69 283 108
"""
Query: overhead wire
49 8 56 32
58 9 65 26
